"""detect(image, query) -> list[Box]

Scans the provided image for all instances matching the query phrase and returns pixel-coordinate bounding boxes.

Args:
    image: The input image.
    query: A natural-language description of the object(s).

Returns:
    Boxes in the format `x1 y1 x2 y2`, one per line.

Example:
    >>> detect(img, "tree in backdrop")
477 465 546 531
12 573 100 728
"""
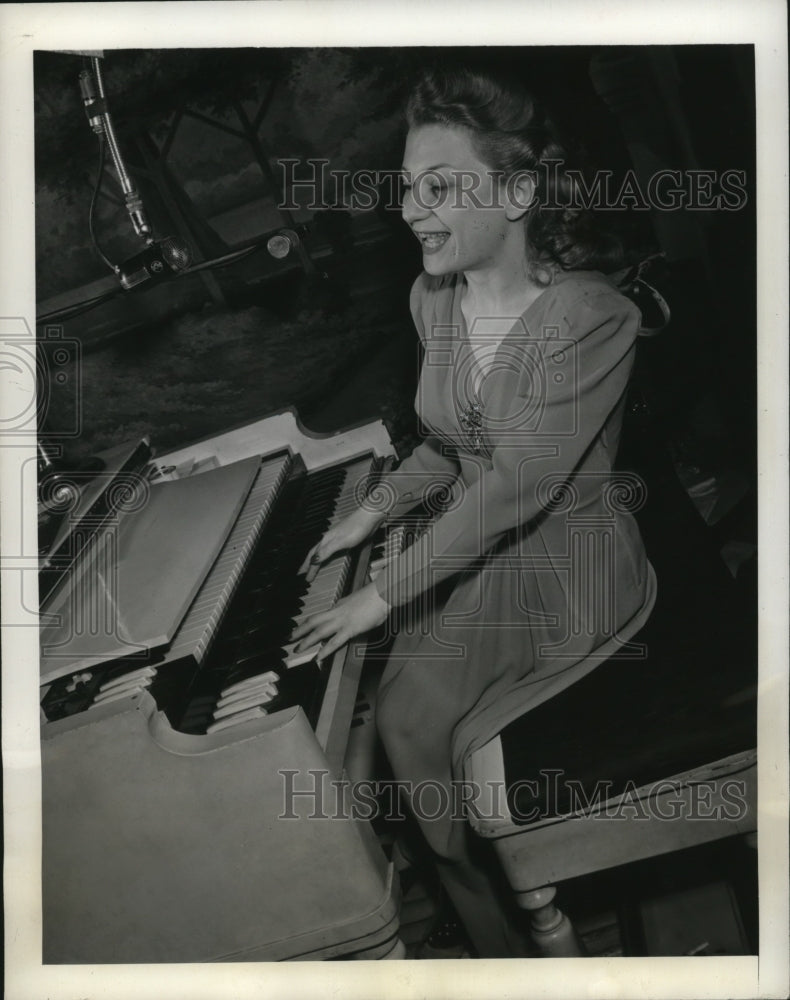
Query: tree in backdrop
34 47 428 300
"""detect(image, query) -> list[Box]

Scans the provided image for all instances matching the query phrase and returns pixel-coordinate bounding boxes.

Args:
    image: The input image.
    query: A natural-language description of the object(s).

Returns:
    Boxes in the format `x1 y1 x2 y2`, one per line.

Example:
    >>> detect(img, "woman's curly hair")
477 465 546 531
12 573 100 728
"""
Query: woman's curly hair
405 66 623 283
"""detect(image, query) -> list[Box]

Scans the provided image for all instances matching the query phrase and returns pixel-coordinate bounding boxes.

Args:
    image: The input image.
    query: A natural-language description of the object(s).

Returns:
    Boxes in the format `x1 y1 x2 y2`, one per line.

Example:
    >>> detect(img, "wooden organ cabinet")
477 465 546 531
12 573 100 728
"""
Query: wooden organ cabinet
38 411 408 962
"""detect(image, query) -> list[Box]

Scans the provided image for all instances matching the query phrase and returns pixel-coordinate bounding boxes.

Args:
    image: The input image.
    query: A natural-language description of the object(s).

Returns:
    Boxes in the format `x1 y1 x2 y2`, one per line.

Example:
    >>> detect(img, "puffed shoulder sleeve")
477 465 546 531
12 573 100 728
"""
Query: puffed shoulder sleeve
368 273 460 520
374 287 641 606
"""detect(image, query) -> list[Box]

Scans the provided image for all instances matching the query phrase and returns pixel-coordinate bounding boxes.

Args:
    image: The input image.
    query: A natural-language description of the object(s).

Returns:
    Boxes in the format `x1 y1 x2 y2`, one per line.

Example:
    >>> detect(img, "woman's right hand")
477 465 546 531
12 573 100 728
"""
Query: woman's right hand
299 506 385 583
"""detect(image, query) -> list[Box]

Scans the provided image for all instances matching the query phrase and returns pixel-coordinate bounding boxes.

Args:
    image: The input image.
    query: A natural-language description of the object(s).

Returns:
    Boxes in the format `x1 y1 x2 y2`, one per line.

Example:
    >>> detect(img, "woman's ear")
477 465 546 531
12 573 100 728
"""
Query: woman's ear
504 170 537 221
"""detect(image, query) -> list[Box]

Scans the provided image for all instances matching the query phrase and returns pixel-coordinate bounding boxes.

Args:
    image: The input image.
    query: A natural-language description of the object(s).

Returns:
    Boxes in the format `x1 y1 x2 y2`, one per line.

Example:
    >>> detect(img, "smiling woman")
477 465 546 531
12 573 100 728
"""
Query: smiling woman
292 65 656 957
402 123 534 282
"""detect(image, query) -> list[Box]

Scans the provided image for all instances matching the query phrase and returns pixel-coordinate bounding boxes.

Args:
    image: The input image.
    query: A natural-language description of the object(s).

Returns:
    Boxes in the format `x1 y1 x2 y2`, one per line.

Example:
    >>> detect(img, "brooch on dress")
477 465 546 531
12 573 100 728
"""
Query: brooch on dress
459 398 485 453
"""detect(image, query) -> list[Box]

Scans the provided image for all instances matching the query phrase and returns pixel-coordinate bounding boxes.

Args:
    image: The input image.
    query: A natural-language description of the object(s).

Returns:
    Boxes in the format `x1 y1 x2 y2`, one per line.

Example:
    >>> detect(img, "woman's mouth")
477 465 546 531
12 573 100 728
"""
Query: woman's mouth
415 231 450 254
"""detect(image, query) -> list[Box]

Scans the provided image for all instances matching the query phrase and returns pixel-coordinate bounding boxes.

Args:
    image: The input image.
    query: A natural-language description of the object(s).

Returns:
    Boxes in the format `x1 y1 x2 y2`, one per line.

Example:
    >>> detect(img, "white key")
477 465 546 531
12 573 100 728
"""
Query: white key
207 706 268 733
99 666 157 693
213 686 277 719
215 681 278 712
221 670 279 698
282 642 322 668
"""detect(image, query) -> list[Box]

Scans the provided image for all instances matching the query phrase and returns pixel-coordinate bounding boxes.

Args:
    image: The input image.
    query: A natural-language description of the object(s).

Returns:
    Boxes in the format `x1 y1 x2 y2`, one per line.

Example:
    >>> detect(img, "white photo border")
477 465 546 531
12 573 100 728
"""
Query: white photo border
1 3 787 999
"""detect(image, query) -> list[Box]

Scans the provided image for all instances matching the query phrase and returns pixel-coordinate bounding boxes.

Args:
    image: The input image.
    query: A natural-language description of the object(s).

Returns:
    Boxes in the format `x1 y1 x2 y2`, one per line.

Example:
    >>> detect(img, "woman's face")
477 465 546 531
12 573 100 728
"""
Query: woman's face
401 124 523 277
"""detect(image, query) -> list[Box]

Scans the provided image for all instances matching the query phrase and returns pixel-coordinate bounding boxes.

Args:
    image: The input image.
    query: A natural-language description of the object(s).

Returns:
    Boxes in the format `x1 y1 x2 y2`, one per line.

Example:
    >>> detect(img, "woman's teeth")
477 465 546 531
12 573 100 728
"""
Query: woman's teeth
418 232 450 253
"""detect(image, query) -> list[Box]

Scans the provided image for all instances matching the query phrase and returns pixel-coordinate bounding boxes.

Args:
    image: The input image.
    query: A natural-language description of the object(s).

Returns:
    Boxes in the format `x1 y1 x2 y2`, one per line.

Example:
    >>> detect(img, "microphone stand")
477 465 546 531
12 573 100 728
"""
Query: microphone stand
80 56 152 243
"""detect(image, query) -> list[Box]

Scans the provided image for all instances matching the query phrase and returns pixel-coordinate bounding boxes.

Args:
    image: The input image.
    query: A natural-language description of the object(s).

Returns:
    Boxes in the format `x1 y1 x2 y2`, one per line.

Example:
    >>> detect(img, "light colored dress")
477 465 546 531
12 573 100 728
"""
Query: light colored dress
372 268 657 866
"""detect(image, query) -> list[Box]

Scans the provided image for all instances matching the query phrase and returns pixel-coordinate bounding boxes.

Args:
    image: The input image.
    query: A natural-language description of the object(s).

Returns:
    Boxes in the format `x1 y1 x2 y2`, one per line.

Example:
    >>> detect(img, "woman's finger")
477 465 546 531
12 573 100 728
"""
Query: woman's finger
294 619 340 652
298 543 320 576
291 621 321 645
292 612 338 647
291 609 329 641
303 537 344 582
304 552 327 585
316 629 350 664
300 538 334 577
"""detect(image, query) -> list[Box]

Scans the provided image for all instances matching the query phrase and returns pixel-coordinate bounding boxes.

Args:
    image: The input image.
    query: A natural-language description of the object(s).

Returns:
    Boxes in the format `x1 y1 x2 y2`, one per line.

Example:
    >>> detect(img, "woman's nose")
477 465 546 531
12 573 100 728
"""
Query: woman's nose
402 187 428 225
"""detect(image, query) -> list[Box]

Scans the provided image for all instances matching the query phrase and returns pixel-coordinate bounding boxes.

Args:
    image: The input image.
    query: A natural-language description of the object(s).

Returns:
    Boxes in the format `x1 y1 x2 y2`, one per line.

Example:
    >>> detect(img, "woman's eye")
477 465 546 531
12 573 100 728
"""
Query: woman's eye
399 175 450 204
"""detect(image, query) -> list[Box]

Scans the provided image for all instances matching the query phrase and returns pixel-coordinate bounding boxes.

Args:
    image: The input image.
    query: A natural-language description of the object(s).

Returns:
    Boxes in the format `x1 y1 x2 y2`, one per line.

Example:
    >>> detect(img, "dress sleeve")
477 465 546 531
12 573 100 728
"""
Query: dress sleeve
370 273 461 519
374 288 641 607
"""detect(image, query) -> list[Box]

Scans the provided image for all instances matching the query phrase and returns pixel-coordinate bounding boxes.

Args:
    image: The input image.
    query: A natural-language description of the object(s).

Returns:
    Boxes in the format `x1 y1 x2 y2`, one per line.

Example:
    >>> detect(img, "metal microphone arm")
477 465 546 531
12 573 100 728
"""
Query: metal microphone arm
89 56 152 241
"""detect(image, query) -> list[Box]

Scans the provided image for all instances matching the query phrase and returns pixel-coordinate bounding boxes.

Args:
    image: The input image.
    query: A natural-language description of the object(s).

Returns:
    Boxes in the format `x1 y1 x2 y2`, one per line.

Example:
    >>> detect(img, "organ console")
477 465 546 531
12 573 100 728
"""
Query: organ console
39 409 409 963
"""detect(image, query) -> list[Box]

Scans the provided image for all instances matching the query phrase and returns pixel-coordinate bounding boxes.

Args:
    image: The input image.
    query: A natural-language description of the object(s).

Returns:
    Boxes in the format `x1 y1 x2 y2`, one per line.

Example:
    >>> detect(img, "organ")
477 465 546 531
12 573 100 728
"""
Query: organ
39 409 409 962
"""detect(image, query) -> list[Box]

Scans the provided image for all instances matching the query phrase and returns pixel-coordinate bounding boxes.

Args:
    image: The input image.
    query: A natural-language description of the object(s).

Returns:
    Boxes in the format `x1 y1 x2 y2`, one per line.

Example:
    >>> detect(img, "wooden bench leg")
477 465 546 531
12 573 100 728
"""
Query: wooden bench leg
516 886 584 957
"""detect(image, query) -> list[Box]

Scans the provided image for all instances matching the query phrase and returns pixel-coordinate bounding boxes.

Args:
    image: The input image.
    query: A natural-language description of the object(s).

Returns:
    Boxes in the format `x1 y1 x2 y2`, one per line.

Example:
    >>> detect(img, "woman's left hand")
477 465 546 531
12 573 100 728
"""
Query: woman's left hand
291 583 391 664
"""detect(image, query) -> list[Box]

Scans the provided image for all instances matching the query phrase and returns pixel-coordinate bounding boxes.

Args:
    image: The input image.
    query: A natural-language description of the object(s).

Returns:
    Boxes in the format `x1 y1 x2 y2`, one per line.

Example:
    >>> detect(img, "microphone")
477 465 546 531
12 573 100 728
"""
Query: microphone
81 56 153 240
119 237 193 290
78 69 106 135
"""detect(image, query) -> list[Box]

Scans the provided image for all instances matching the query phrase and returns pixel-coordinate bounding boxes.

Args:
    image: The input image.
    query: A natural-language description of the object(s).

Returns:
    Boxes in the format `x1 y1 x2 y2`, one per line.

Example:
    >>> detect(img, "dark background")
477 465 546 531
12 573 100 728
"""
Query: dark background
35 45 756 514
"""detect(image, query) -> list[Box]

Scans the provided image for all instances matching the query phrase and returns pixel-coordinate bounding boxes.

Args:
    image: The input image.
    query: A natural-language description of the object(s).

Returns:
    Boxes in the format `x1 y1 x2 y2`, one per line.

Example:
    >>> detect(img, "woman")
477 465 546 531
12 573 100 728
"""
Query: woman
293 66 656 957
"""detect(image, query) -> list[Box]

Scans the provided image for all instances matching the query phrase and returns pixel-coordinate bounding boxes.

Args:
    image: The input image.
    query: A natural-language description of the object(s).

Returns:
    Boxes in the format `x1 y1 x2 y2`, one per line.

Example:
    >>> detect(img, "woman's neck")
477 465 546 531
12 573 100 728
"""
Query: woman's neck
461 257 544 318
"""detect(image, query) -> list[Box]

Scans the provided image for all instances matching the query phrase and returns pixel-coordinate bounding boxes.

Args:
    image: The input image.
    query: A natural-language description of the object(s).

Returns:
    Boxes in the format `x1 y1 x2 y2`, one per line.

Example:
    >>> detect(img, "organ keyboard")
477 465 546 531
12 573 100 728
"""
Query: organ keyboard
39 409 408 963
